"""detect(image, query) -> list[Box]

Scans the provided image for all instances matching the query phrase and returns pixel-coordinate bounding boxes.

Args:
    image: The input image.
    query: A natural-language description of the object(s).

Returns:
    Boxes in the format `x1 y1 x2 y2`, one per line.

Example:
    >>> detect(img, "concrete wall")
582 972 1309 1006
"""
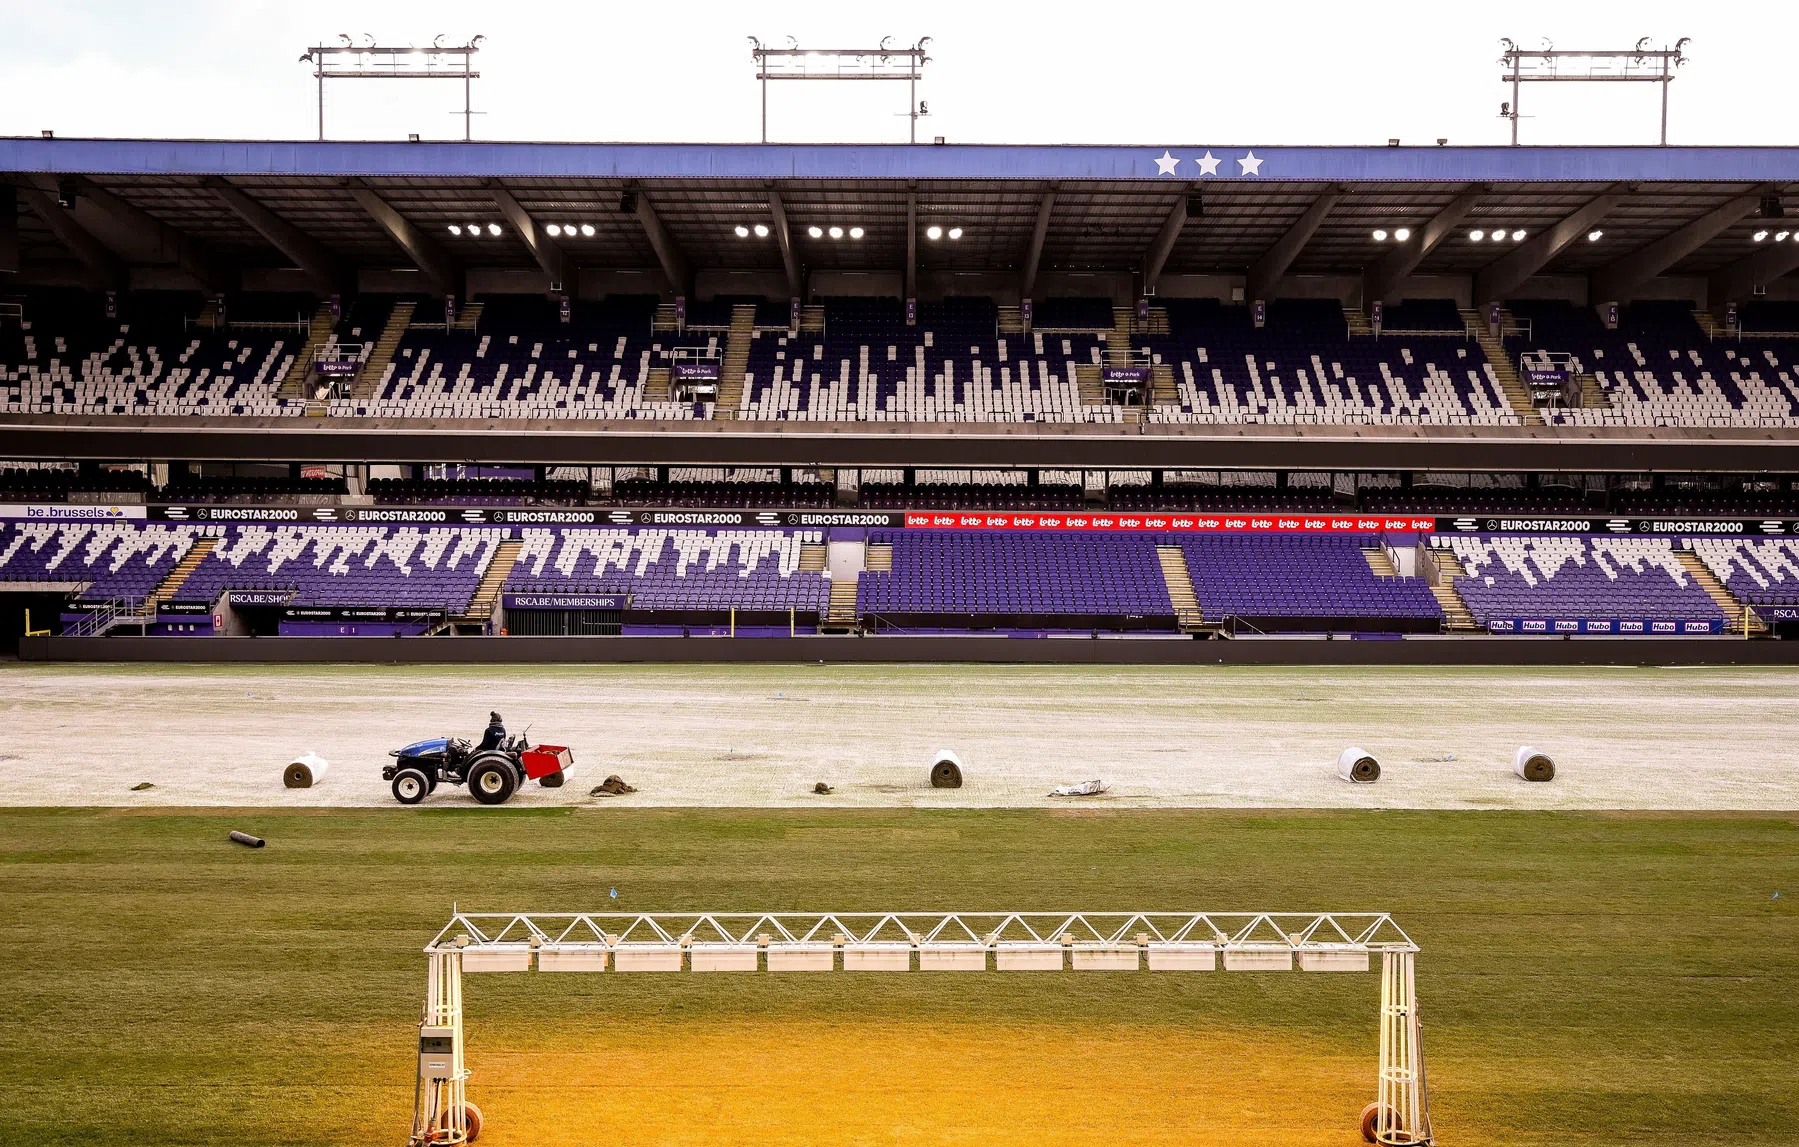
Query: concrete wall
21 635 1798 666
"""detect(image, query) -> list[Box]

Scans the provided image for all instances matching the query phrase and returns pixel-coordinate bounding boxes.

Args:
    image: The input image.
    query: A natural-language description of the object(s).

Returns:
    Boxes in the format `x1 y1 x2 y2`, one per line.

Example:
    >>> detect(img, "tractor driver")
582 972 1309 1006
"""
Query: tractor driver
478 711 507 752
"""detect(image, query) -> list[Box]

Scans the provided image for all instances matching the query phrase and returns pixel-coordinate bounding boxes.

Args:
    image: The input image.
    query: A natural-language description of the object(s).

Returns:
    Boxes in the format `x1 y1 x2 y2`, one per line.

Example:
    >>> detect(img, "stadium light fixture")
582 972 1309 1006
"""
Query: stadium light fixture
466 221 480 234
1394 228 1411 241
1372 229 1389 241
749 37 932 143
546 223 562 237
926 225 943 240
735 225 751 238
1586 229 1603 241
487 222 502 236
1511 229 1527 241
447 224 461 236
300 36 485 142
808 225 824 239
828 225 844 239
1753 230 1769 242
849 226 865 239
579 223 595 237
1469 229 1485 241
1498 38 1689 147
754 223 770 238
948 226 963 240
1778 231 1793 242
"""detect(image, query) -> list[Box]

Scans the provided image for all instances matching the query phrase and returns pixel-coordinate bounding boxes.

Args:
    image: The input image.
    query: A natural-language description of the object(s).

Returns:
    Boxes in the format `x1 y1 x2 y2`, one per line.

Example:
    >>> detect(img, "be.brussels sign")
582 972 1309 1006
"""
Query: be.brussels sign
1485 618 1721 635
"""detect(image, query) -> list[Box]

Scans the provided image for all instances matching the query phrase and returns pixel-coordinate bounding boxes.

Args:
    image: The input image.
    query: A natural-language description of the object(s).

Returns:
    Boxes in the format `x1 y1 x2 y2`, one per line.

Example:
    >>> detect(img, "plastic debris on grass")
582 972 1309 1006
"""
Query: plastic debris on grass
1049 779 1109 798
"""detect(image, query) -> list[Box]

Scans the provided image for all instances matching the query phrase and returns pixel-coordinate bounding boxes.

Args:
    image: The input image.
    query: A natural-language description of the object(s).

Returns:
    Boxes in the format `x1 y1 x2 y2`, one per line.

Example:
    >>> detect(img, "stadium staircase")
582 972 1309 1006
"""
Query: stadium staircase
798 543 827 571
196 296 227 330
1155 545 1206 632
149 536 217 607
1677 551 1767 635
1106 308 1146 422
864 542 892 571
713 305 757 419
1577 372 1613 409
1461 306 1542 425
1343 305 1373 337
460 540 522 627
646 366 673 401
355 300 416 397
453 302 483 332
1694 310 1723 339
652 303 679 331
997 305 1023 334
281 301 340 400
823 579 860 632
801 305 825 333
1426 551 1480 632
1362 547 1398 577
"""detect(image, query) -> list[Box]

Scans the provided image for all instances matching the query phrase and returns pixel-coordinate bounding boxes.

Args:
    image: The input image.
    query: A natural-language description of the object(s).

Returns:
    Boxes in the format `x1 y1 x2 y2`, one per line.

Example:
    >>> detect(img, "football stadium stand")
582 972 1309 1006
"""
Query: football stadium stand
1439 535 1727 631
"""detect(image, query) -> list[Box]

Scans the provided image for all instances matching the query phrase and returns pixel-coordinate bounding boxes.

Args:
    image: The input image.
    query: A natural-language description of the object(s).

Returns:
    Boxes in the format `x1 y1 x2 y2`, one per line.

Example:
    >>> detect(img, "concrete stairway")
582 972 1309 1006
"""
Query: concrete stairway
801 306 825 333
1678 551 1767 635
798 543 827 571
824 578 860 630
1156 545 1205 632
1150 361 1176 407
864 543 893 571
645 366 672 401
281 301 341 400
452 301 483 332
1076 364 1105 406
1144 307 1169 335
462 540 522 622
1461 306 1542 425
997 305 1023 334
1343 304 1373 337
1694 310 1724 339
714 304 756 420
1428 552 1480 631
354 300 415 398
1362 547 1397 577
653 303 679 331
1577 372 1613 408
148 536 218 608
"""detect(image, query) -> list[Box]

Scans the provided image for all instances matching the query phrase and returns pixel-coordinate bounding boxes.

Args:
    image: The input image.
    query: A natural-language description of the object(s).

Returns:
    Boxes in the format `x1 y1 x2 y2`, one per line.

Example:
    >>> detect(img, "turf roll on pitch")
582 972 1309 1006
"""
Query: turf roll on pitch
1337 747 1381 784
1514 746 1556 783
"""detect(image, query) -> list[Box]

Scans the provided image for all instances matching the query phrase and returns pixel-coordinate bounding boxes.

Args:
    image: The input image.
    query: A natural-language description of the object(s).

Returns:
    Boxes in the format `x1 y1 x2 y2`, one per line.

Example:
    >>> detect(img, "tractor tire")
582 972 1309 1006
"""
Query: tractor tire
462 1101 484 1142
468 759 518 805
538 770 565 788
391 767 430 806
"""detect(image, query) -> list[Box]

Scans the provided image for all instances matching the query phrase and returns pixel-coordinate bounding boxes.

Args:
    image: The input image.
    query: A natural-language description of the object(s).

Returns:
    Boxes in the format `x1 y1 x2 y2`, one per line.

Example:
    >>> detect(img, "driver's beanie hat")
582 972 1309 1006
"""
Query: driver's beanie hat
490 711 502 725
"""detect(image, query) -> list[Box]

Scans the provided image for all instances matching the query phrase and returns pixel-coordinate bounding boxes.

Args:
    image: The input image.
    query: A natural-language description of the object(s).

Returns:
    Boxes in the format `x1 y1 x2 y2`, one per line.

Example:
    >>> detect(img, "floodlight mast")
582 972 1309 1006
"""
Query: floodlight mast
749 37 932 143
299 35 485 142
1498 37 1690 146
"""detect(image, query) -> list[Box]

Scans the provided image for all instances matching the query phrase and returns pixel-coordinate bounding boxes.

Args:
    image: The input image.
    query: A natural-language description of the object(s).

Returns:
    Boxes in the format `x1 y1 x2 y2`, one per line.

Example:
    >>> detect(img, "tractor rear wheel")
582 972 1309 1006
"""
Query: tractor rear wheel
391 767 430 805
468 759 518 805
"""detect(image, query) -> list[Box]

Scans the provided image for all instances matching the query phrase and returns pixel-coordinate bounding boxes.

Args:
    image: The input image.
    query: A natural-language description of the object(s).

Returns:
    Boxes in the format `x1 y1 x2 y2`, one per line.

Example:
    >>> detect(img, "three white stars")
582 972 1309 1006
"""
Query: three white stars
1152 150 1263 176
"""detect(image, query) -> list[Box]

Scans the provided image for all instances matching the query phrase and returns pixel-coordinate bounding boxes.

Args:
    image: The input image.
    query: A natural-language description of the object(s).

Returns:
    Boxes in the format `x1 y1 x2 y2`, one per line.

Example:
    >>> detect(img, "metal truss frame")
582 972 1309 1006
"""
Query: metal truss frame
409 910 1431 1147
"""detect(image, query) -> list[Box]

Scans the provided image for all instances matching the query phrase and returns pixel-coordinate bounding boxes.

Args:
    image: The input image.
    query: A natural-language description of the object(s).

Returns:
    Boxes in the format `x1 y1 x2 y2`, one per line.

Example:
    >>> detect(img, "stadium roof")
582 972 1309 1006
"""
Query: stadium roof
6 138 1799 297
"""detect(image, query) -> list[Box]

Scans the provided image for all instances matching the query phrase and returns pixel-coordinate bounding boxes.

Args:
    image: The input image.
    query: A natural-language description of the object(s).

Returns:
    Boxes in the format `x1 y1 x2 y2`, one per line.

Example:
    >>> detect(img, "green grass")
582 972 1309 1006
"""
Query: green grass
1 807 1795 1145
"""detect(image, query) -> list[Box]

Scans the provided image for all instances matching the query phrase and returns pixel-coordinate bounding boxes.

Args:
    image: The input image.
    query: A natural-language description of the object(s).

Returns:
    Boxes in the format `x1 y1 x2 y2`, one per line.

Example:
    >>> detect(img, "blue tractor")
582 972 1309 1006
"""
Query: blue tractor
384 734 573 806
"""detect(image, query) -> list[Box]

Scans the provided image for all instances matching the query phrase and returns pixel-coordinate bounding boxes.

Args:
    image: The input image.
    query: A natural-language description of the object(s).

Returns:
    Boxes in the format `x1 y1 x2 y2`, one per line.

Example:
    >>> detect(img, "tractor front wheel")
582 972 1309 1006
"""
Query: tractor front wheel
391 767 430 805
468 759 518 805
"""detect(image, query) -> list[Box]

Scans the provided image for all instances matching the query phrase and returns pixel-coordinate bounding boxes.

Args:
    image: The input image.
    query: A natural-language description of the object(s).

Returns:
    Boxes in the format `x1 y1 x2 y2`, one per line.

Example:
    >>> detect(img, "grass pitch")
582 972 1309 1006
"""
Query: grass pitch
2 807 1795 1146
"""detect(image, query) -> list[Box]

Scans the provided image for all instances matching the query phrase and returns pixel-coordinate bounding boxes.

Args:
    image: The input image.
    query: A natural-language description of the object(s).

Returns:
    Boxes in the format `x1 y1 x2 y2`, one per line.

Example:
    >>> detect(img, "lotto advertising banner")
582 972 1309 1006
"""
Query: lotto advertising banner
1435 516 1799 536
1485 617 1723 636
903 512 1439 533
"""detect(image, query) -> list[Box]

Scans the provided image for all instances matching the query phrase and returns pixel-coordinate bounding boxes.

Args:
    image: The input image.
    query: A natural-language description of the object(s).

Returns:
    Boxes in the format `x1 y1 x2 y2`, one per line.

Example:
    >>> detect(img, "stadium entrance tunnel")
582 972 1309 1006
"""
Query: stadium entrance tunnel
408 910 1434 1147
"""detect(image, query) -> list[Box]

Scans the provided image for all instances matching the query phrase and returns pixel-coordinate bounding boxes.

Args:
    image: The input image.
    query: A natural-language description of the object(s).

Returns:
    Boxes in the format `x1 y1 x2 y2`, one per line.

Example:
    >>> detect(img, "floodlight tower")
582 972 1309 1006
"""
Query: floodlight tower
300 35 485 141
748 37 932 143
1498 37 1690 146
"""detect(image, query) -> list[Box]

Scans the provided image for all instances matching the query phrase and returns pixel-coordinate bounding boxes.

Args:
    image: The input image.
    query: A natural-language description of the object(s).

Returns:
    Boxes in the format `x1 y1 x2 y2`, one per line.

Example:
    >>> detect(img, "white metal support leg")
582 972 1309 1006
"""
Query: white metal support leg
410 946 470 1145
1375 948 1432 1145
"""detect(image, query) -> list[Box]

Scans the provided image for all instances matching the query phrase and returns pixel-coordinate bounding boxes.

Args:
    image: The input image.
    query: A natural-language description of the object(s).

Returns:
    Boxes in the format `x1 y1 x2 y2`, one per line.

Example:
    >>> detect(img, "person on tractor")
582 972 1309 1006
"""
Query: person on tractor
478 711 506 752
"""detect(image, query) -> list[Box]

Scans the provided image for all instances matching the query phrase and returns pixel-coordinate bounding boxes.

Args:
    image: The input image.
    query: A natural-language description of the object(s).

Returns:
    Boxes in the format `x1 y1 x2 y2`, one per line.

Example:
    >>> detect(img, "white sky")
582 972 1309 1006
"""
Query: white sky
1 0 1794 148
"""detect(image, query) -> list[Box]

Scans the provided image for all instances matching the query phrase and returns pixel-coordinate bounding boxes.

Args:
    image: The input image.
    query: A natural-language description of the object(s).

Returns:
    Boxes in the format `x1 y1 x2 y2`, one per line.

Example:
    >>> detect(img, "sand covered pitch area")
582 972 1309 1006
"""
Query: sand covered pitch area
8 661 1797 810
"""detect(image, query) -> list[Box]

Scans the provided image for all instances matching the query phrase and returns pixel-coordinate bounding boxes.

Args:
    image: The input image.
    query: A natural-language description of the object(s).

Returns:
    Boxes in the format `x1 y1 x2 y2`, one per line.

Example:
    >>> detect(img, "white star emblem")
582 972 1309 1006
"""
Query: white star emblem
1196 151 1220 175
1154 150 1180 176
1238 151 1263 176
